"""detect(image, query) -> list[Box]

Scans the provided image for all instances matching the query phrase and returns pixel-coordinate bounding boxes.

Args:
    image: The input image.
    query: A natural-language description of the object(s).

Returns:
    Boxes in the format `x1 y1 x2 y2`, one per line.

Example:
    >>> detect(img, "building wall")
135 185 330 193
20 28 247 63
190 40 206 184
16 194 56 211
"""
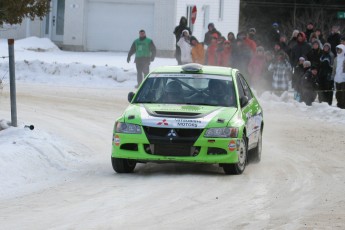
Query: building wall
175 0 239 43
0 18 42 40
63 0 85 51
1 0 240 56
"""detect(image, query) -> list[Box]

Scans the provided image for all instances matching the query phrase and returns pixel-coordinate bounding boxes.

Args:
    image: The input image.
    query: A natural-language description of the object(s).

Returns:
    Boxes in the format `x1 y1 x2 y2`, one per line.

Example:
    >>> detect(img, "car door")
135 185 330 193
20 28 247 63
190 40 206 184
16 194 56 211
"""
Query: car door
236 74 261 149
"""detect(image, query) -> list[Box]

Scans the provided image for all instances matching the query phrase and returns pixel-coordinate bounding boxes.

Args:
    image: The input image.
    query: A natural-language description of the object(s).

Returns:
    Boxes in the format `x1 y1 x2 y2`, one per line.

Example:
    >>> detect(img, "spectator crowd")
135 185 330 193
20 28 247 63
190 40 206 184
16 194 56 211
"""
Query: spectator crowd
173 16 345 109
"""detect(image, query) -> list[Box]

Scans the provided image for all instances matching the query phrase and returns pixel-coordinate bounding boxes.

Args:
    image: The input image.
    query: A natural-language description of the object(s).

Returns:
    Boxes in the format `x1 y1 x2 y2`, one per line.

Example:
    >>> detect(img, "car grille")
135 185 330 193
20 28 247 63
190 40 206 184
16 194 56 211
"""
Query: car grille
143 127 203 157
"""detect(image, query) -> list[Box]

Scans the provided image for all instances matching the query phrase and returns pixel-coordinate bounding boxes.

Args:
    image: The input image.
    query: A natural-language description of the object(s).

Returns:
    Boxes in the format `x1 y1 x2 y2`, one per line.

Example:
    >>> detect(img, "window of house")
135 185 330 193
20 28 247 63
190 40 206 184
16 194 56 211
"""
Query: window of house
186 5 194 32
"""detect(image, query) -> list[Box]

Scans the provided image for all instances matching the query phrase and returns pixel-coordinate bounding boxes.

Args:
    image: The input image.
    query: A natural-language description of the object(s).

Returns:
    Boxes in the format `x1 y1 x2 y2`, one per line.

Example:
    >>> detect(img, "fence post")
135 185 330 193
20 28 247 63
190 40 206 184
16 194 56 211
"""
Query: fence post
8 39 17 127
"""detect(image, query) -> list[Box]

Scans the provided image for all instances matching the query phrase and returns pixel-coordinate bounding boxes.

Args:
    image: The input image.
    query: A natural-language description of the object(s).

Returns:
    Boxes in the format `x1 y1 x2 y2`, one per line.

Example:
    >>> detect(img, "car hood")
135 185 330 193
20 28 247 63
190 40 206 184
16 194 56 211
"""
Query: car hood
122 104 238 128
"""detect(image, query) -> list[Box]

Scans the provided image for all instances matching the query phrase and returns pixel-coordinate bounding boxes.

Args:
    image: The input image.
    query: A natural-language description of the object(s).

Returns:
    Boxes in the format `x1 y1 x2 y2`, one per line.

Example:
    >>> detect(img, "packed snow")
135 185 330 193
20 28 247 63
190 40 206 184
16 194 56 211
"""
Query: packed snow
1 36 345 199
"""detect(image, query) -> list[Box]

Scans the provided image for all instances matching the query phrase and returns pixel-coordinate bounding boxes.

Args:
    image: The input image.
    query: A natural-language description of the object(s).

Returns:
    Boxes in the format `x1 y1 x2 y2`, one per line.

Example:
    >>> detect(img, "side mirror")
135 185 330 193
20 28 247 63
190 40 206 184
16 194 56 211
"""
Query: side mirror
128 92 135 103
240 96 249 107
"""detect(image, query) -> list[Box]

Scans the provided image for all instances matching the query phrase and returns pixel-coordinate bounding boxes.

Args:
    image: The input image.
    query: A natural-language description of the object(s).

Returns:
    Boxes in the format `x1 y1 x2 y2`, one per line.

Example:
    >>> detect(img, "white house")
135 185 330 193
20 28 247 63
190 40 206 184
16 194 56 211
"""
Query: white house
1 0 240 57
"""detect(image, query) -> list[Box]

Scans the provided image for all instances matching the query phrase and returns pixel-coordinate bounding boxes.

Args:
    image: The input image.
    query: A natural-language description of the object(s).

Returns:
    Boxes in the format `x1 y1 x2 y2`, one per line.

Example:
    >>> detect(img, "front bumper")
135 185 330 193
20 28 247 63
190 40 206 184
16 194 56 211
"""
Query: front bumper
111 132 241 164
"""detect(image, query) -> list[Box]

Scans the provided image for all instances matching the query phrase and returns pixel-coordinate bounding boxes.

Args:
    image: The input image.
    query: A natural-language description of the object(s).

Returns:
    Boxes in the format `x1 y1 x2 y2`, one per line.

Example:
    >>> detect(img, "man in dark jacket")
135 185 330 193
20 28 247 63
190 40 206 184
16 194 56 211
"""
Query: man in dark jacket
306 40 322 68
173 17 192 65
204 23 222 46
300 66 319 106
327 25 341 57
305 22 315 42
318 43 334 105
290 32 311 66
127 30 156 88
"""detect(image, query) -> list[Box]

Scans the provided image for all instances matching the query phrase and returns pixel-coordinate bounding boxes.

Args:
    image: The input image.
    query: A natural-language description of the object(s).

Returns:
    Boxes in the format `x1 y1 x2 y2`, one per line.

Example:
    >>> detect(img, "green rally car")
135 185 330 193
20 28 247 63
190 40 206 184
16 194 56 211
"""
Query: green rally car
111 63 263 175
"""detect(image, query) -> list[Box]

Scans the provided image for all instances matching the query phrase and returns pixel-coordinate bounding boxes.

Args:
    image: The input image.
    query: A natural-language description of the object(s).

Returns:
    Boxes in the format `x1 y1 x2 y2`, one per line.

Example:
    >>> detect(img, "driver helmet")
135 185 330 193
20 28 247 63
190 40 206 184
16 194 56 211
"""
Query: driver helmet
208 79 225 96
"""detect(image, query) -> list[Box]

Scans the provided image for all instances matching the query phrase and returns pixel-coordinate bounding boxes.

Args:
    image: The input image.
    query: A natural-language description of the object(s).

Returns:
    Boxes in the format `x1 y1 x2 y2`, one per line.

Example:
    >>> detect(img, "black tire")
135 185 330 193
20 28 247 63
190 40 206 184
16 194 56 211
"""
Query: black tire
111 157 136 173
222 136 248 175
249 130 262 163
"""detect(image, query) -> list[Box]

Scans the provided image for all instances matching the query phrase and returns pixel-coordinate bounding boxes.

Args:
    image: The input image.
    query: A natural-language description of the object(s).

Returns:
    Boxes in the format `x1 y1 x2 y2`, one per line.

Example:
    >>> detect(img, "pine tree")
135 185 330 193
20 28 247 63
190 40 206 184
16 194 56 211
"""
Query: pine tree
0 0 50 25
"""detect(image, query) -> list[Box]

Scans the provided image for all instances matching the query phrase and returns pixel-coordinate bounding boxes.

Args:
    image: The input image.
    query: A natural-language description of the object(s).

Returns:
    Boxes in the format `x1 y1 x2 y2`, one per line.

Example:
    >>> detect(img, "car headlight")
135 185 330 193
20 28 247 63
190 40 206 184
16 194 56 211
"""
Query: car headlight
115 122 142 134
204 127 238 138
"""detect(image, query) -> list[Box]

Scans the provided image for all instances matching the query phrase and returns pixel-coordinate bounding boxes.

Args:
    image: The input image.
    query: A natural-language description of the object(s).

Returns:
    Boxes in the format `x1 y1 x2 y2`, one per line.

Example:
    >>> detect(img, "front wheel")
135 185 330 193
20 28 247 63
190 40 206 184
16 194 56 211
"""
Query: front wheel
222 136 248 175
111 157 136 173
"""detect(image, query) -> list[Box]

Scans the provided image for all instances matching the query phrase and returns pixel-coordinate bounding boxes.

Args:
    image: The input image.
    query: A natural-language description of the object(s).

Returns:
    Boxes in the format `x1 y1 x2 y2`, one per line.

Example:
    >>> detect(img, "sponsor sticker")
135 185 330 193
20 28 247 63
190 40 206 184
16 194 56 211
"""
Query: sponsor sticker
114 134 120 146
175 118 201 128
228 140 236 151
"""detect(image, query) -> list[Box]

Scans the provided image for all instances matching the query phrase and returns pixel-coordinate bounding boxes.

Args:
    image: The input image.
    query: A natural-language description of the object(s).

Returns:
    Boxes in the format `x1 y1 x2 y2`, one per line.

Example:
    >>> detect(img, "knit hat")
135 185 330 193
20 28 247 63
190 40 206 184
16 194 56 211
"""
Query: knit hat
248 28 256 33
303 61 311 67
299 57 305 61
256 46 264 52
323 42 331 49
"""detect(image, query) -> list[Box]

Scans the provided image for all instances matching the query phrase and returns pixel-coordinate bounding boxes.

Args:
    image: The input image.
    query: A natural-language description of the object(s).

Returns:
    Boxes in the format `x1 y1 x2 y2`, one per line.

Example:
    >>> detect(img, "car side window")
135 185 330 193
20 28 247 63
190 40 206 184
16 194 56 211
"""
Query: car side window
237 74 253 100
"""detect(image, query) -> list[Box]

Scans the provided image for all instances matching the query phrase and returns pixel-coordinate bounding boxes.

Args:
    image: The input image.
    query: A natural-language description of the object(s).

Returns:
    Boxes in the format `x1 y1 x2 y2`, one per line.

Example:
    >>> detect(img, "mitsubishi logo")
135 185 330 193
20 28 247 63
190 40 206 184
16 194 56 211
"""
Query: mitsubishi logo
167 129 177 137
157 119 168 126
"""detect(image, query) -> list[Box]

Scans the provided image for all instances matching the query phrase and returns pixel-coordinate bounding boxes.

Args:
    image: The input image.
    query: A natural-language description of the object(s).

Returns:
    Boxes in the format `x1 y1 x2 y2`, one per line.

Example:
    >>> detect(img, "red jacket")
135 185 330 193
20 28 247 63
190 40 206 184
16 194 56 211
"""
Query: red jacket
218 47 232 67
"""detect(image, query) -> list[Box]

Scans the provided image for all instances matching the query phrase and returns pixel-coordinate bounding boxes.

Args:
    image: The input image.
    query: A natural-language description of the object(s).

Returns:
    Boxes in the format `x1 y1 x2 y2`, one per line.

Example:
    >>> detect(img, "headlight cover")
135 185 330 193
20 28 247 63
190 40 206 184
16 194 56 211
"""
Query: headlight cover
204 127 238 138
115 122 142 134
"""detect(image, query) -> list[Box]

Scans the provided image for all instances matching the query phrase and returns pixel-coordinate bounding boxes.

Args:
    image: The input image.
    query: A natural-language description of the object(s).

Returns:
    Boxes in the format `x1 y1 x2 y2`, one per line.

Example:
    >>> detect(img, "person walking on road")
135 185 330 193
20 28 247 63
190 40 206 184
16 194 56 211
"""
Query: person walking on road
127 30 156 88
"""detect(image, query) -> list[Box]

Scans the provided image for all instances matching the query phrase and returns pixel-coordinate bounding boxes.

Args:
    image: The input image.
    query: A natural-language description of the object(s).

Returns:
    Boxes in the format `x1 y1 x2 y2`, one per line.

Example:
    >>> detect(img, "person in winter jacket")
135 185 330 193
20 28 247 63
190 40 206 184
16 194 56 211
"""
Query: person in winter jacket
248 46 266 88
290 32 312 67
216 36 226 60
177 30 192 64
205 36 218 66
173 17 192 65
331 44 345 109
300 66 319 106
261 51 274 92
318 43 334 105
268 51 292 95
190 36 205 65
314 29 326 45
230 35 253 77
267 22 280 49
218 40 232 67
227 32 236 44
292 57 305 101
287 30 299 61
306 40 322 68
304 22 315 42
243 31 257 54
204 23 222 47
341 36 345 45
127 29 156 88
327 25 341 57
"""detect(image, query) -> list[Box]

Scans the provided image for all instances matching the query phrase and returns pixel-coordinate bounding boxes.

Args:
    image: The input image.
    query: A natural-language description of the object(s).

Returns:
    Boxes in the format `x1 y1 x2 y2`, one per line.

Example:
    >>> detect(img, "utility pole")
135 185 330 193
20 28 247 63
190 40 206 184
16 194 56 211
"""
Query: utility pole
8 39 17 127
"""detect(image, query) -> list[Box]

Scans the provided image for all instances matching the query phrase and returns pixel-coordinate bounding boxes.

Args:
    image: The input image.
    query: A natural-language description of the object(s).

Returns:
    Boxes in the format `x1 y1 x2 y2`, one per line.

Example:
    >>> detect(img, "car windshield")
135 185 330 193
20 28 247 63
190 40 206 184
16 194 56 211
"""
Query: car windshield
133 74 237 107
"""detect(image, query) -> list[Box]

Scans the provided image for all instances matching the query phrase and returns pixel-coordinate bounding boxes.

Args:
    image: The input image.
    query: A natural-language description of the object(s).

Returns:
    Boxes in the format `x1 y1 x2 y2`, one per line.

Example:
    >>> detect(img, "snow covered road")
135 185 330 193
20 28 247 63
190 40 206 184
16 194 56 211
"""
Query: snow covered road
0 84 344 229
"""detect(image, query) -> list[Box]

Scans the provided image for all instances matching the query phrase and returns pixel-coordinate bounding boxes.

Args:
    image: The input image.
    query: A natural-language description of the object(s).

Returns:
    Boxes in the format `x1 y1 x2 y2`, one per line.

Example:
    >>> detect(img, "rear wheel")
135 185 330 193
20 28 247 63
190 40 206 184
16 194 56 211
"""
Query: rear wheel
222 136 248 175
111 157 136 173
249 130 262 163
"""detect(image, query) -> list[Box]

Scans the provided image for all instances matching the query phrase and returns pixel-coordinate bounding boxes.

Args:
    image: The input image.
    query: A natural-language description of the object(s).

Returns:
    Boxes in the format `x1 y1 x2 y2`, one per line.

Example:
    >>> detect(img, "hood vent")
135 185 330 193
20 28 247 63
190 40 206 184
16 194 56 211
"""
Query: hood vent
154 111 201 117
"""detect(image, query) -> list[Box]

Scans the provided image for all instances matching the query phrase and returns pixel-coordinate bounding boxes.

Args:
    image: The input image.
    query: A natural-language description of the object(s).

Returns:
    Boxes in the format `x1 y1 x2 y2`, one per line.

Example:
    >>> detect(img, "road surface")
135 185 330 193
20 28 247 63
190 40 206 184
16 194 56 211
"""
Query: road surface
0 84 344 229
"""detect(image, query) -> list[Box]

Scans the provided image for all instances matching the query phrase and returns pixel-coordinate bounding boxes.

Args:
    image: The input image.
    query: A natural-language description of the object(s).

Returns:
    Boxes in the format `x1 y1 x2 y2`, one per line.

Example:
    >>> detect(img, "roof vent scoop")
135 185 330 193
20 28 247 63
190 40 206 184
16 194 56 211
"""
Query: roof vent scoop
182 63 203 72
